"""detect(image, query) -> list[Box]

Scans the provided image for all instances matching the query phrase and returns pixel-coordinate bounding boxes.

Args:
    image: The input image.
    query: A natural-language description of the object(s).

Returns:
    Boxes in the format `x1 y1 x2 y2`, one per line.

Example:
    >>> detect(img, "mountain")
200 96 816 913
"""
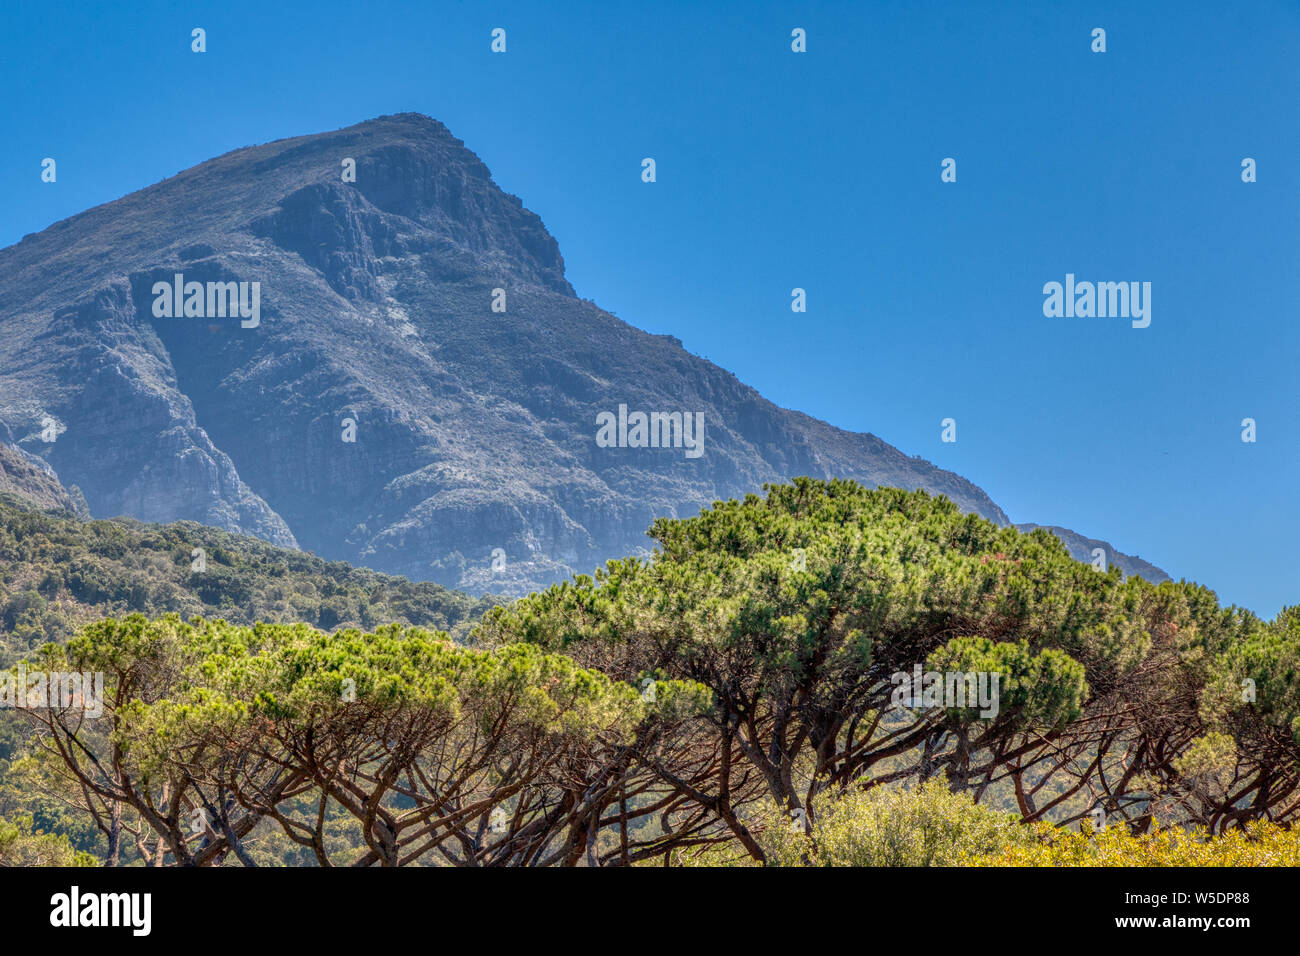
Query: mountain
1015 523 1171 583
0 112 1143 594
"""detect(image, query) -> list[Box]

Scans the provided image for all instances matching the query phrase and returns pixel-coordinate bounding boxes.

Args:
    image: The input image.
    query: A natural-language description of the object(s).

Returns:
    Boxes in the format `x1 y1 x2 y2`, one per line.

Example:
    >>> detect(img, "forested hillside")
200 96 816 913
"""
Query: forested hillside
0 494 496 661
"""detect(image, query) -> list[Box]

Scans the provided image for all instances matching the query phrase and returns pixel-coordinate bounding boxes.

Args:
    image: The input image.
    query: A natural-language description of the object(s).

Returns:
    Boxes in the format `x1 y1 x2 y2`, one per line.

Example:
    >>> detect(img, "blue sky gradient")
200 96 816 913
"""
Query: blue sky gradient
3 0 1297 614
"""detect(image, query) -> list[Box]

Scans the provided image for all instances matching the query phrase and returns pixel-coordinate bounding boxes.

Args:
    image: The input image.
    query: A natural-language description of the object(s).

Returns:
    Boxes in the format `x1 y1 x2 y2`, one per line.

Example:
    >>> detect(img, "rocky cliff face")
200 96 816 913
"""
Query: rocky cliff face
0 113 1082 594
0 442 88 516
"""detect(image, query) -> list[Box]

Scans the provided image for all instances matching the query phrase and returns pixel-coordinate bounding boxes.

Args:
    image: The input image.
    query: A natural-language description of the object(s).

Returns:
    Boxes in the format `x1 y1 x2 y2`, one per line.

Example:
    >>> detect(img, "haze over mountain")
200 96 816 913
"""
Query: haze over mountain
0 114 1164 593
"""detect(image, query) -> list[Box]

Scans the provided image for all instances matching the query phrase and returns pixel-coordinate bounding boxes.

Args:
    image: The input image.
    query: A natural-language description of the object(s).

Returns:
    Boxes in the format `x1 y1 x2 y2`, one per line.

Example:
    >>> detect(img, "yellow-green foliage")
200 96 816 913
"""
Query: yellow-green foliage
715 778 1035 867
971 819 1300 867
35 614 707 780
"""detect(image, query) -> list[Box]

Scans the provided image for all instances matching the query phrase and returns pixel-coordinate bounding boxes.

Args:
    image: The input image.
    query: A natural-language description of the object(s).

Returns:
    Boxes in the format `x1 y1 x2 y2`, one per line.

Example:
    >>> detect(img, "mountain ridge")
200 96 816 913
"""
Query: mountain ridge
1014 523 1171 584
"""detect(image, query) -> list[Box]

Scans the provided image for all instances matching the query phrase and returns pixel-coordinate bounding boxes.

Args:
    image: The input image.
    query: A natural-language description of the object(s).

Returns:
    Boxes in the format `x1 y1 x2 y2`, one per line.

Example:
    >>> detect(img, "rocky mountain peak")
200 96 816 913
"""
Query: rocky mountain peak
0 115 1151 595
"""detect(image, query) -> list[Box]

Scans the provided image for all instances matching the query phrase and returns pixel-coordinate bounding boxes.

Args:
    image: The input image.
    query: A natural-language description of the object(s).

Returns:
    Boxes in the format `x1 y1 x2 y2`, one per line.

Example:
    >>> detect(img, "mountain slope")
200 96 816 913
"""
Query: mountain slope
0 113 1033 593
1015 523 1171 583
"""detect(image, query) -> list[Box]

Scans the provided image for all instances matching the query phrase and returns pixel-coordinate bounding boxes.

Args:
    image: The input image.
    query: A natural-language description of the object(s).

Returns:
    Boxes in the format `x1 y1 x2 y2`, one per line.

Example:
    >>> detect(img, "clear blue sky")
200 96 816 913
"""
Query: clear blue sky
3 1 1297 616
